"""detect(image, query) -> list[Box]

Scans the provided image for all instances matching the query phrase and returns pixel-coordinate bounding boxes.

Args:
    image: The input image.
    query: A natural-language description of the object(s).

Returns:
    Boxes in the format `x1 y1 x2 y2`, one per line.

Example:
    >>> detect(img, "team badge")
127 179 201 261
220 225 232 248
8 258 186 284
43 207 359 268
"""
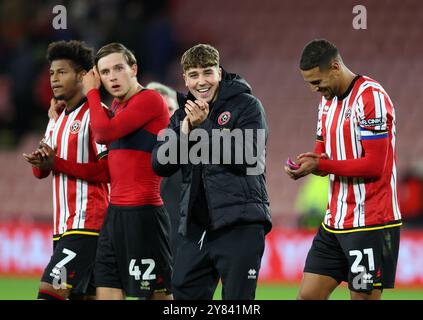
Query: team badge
70 120 81 134
322 105 330 114
217 111 231 126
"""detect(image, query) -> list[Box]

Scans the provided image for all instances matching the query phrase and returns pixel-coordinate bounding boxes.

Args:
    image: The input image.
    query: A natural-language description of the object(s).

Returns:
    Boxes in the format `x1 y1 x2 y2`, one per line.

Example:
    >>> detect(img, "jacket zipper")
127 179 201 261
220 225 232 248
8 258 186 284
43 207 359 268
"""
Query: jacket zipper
200 101 219 223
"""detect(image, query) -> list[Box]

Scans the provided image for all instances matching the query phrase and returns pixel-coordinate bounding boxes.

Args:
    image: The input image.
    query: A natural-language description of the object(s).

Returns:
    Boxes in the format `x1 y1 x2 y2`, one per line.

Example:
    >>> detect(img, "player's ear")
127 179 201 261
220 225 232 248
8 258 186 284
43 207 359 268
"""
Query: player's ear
77 70 87 82
218 67 222 81
330 60 341 75
183 72 188 87
131 64 138 77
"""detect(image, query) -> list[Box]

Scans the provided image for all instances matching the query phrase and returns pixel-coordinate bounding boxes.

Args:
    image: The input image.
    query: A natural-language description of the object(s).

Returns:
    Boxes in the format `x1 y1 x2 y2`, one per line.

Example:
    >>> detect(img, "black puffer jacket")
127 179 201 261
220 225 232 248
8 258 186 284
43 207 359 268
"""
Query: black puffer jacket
152 69 271 236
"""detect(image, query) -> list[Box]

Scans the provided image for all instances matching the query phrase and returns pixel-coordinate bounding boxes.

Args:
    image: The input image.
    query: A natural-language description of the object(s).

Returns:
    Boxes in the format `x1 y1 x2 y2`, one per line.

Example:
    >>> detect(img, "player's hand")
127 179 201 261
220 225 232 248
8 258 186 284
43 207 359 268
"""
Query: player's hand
297 152 329 161
48 98 66 120
181 115 192 135
23 151 42 165
185 100 209 128
37 141 57 162
23 141 57 171
284 152 325 180
82 68 101 95
297 152 329 176
285 155 320 180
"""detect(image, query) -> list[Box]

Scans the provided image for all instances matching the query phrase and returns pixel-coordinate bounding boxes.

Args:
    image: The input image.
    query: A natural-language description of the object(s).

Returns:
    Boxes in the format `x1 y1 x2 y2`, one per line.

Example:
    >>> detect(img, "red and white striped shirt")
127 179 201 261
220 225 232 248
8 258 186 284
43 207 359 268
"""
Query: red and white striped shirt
43 100 109 237
316 76 401 231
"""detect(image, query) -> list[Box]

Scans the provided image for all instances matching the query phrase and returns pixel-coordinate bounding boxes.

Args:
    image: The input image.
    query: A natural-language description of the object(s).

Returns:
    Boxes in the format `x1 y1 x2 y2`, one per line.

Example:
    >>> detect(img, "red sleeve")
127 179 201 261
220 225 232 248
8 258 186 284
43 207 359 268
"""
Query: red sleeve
314 139 325 155
32 167 50 179
53 156 110 183
87 88 164 144
318 137 388 178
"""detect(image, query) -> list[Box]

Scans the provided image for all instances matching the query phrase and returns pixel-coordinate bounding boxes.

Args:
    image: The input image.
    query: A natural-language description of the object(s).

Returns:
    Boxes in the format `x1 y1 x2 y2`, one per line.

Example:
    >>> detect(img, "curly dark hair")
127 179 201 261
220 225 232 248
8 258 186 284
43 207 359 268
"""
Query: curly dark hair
46 40 94 72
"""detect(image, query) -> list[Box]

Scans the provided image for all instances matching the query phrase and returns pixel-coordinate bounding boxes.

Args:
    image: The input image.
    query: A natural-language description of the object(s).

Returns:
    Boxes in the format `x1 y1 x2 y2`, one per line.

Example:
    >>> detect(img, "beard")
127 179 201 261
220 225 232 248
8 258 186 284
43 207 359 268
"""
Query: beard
53 94 66 100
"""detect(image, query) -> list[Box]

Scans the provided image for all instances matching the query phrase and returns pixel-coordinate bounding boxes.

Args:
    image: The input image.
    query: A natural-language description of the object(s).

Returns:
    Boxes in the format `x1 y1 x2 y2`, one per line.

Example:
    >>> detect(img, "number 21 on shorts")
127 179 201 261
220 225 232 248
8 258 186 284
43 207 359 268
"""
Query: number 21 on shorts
129 258 156 280
349 248 375 273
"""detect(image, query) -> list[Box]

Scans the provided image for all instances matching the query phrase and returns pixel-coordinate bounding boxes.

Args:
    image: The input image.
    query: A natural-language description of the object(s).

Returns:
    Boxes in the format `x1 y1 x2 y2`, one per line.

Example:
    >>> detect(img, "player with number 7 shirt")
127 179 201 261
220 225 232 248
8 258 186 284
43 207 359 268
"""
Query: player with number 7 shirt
23 40 109 300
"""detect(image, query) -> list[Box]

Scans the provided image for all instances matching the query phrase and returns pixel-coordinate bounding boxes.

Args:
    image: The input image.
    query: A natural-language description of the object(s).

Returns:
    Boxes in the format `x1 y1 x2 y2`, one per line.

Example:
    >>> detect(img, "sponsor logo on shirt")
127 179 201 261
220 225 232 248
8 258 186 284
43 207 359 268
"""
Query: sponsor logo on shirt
361 117 384 127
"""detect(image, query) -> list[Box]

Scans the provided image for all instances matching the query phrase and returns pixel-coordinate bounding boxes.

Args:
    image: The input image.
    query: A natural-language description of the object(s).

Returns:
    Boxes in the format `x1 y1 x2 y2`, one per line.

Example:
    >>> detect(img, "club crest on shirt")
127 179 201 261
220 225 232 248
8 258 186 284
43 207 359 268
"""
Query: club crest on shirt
218 111 231 126
322 104 330 114
70 120 81 134
345 108 352 120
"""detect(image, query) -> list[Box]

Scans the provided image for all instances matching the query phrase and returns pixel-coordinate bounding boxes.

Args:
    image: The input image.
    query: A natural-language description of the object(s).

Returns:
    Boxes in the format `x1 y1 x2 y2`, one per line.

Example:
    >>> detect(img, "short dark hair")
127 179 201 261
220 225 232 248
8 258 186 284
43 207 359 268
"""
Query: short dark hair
46 40 94 72
95 42 137 67
181 44 219 72
299 39 340 71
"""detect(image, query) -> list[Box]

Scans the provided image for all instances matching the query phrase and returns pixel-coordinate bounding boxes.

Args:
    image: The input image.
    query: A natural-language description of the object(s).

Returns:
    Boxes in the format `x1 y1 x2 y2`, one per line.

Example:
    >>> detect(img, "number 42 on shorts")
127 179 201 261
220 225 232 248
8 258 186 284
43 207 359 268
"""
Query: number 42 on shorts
129 258 156 280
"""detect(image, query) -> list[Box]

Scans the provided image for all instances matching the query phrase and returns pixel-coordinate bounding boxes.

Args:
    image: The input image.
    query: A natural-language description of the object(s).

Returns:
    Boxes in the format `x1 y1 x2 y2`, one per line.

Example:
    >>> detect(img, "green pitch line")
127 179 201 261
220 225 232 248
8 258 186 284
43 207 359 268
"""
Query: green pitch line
0 277 422 300
214 283 423 300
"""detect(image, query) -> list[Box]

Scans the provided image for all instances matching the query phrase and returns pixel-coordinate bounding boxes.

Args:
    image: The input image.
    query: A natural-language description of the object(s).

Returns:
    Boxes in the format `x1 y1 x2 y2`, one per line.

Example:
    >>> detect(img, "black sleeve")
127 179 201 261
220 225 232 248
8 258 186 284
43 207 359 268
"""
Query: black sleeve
151 109 184 177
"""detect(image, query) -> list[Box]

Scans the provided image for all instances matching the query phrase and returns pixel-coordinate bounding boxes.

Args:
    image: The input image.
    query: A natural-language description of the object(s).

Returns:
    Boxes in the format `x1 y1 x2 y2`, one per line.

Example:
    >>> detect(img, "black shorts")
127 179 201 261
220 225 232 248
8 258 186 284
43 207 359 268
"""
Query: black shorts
94 204 173 298
304 224 400 292
41 234 99 296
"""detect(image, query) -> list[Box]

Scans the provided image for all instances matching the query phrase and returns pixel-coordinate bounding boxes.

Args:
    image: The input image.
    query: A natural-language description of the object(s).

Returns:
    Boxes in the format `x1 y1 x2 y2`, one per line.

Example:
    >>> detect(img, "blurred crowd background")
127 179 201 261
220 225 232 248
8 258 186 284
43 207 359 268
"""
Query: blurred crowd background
1 0 423 229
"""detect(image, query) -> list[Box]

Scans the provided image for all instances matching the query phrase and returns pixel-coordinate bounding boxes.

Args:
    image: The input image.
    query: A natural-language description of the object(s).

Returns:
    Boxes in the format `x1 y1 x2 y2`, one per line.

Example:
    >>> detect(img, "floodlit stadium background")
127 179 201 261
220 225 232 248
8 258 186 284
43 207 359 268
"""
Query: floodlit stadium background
1 0 423 299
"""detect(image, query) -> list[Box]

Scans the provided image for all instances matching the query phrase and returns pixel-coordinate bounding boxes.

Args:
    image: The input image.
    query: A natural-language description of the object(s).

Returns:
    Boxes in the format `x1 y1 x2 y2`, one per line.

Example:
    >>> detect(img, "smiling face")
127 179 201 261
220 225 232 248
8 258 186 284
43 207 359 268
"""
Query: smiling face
183 65 222 103
97 52 138 100
301 62 341 100
50 59 82 101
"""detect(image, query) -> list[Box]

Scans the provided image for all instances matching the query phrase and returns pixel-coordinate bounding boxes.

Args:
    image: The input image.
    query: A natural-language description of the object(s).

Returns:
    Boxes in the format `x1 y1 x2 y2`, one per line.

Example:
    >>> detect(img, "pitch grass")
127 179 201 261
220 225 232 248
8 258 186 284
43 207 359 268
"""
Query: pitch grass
0 277 422 300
